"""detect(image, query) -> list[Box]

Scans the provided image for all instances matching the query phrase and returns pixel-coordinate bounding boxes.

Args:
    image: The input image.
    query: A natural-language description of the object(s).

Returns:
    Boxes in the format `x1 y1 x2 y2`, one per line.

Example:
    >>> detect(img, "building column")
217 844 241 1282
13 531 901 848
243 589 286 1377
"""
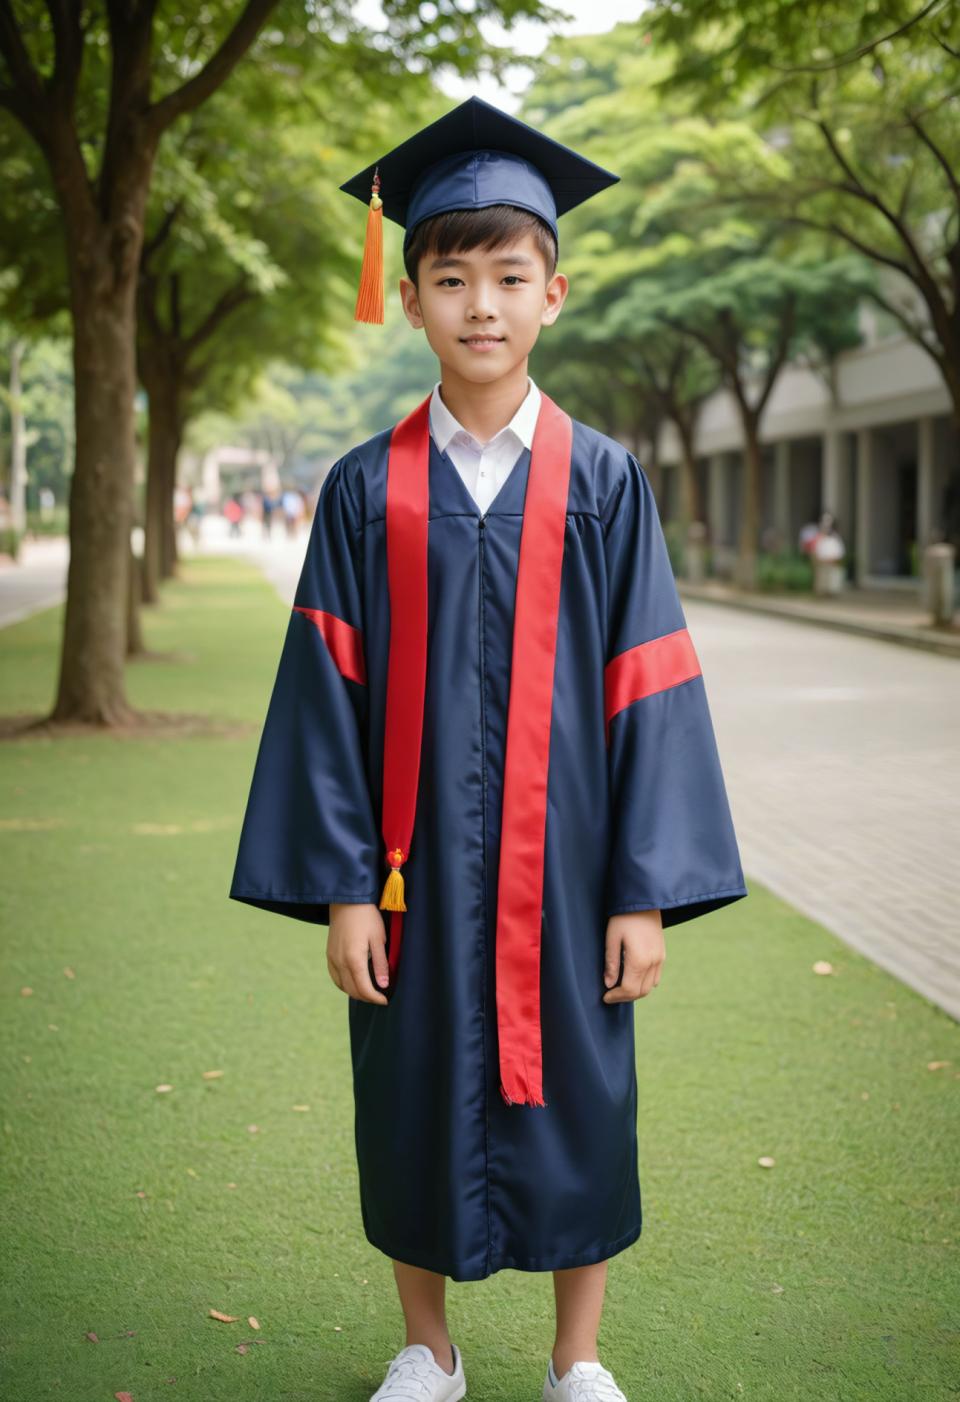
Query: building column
707 453 729 547
773 440 791 546
855 427 872 585
822 429 843 516
917 416 936 547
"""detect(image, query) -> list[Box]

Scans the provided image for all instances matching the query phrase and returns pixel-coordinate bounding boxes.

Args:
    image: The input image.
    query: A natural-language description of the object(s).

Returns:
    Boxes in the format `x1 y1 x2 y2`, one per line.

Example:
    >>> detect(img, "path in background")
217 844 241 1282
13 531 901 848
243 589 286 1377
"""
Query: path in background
0 536 70 627
695 603 960 1021
0 519 306 630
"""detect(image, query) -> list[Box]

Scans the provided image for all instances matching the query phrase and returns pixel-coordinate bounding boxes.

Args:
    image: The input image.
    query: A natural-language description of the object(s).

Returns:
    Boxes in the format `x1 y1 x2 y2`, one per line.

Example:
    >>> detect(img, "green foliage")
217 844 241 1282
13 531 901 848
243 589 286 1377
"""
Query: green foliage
756 549 815 592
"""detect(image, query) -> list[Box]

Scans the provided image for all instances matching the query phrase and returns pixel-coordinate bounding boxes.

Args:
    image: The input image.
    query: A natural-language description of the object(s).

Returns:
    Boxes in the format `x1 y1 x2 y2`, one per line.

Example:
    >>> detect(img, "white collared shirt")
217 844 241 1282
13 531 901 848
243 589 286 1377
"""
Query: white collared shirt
429 376 542 514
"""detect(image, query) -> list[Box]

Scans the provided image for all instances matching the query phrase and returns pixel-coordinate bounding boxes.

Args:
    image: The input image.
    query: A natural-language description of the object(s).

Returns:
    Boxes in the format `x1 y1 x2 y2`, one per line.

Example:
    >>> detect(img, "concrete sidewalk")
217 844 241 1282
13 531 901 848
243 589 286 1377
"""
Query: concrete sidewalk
677 578 960 659
0 536 69 628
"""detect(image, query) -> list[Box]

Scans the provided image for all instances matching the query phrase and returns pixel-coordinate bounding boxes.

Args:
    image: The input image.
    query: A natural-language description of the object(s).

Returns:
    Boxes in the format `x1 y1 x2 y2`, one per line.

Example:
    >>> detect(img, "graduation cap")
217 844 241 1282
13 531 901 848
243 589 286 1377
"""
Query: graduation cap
340 95 620 323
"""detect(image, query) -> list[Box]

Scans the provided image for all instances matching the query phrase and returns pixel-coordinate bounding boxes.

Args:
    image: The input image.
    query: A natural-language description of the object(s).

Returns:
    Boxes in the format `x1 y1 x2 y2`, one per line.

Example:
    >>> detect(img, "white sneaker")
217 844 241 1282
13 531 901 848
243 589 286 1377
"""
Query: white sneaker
542 1357 628 1401
369 1341 466 1401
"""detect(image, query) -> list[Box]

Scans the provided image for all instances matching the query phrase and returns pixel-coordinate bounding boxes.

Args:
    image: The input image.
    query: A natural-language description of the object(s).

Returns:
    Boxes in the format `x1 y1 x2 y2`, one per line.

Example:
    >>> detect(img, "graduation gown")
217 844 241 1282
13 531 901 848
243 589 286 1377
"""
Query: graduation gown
229 391 748 1281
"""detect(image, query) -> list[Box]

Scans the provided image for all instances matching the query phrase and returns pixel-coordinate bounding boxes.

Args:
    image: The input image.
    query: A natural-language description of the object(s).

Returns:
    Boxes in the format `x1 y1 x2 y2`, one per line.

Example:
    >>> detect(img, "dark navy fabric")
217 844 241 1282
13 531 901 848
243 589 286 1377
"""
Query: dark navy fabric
338 94 620 246
229 414 748 1281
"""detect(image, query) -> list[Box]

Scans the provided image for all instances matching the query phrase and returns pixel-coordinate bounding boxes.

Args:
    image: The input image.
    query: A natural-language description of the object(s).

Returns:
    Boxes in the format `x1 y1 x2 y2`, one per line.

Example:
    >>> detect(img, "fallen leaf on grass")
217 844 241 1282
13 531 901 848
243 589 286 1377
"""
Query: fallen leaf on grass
812 961 834 976
236 1342 250 1354
84 1331 99 1342
757 1156 775 1169
248 1316 260 1330
209 1309 240 1323
64 967 75 979
927 1060 951 1071
20 987 33 997
202 1069 224 1080
115 1393 134 1401
155 1084 174 1094
292 1105 310 1112
247 1124 259 1134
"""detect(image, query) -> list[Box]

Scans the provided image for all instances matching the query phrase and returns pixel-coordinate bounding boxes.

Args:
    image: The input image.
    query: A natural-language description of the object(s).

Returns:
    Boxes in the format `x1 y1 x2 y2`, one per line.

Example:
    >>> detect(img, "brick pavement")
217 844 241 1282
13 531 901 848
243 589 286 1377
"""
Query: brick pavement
688 599 960 1021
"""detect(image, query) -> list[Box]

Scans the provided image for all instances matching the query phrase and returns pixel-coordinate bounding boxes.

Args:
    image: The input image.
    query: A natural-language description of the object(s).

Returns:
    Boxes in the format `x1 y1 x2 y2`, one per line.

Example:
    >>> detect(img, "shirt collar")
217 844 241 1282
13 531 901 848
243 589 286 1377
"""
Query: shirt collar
429 376 541 455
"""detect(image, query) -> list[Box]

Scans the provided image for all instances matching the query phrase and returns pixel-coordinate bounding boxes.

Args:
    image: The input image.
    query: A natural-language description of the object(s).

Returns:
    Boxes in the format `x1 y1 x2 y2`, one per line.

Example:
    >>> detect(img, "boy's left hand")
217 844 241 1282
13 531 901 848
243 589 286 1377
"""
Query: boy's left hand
602 910 664 1003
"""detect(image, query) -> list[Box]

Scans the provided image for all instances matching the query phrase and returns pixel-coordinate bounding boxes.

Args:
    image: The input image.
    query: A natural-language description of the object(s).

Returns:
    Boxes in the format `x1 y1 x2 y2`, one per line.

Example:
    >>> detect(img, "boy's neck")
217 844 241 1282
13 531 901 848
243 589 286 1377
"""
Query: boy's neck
436 360 531 445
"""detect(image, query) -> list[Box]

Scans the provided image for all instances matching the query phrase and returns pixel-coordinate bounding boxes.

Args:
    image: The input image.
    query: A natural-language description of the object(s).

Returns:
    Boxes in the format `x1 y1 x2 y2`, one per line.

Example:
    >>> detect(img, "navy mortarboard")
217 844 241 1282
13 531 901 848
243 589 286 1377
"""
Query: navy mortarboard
339 94 621 323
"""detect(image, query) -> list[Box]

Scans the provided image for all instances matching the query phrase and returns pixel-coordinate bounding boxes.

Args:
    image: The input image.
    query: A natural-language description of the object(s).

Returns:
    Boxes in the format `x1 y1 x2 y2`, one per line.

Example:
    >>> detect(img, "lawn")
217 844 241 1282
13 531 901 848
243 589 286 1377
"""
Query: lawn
1 555 957 1401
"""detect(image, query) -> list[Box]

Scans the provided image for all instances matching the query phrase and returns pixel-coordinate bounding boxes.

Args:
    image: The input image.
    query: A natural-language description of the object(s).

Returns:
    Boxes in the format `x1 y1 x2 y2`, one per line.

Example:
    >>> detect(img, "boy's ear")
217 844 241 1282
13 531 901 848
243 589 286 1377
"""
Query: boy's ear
399 276 424 329
541 271 569 326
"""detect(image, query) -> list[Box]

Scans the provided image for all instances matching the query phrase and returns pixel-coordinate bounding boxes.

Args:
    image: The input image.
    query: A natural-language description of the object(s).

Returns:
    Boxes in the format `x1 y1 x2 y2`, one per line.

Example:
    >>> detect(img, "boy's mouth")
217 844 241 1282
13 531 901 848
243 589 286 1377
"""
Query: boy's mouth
461 335 505 350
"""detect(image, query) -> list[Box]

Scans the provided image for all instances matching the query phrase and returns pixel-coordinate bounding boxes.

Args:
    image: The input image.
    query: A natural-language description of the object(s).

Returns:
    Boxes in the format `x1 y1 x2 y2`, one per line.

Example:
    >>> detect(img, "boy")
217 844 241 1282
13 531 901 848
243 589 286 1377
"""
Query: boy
230 96 748 1402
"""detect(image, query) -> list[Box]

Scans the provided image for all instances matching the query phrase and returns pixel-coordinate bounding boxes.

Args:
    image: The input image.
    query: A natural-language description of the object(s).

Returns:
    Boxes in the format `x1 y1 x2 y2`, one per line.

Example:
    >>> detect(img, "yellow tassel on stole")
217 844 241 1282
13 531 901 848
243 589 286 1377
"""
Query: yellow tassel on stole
354 168 384 324
379 847 407 911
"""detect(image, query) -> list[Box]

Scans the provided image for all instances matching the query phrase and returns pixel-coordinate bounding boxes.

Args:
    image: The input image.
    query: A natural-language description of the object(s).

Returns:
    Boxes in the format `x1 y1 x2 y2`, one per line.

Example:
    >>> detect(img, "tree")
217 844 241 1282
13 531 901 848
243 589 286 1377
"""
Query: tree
524 26 873 584
0 0 559 726
646 0 960 452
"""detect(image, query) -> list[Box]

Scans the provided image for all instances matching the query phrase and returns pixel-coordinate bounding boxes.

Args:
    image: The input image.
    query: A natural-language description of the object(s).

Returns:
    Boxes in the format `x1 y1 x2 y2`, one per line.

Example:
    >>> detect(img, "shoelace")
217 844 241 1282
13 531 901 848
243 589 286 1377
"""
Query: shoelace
564 1360 626 1401
376 1349 450 1399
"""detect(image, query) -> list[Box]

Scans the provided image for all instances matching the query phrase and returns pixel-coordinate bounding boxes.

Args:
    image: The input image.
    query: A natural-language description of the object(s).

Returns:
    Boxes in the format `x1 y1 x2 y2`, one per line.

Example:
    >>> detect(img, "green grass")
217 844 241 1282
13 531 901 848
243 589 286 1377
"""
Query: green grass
1 555 957 1401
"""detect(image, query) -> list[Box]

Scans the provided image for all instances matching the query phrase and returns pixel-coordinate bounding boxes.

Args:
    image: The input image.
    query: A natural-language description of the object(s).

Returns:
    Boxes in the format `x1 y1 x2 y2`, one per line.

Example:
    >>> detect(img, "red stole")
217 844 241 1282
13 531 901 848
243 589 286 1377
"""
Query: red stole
379 388 573 1109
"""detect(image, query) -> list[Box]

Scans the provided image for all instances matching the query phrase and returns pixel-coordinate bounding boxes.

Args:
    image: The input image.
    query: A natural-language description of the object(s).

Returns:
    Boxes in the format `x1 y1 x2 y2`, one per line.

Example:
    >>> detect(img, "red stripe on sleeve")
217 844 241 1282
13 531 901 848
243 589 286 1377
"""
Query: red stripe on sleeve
292 605 367 685
604 627 701 744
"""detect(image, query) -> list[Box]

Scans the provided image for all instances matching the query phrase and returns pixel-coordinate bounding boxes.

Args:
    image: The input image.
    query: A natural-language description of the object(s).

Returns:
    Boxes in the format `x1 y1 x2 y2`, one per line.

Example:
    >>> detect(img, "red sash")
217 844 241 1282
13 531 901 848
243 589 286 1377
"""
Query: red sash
380 388 573 1109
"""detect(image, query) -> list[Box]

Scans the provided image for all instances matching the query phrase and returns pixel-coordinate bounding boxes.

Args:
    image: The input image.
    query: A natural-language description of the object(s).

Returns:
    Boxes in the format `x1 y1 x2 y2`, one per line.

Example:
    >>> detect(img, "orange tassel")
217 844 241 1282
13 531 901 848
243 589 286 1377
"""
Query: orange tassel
379 847 407 911
354 167 384 324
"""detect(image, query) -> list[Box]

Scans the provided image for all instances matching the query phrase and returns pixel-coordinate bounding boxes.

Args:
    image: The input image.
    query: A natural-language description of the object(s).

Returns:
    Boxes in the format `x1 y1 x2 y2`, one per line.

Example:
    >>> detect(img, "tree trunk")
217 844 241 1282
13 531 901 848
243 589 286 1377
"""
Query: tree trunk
127 541 144 655
161 437 179 579
9 339 28 534
673 415 703 527
736 416 764 590
51 268 139 724
141 356 183 603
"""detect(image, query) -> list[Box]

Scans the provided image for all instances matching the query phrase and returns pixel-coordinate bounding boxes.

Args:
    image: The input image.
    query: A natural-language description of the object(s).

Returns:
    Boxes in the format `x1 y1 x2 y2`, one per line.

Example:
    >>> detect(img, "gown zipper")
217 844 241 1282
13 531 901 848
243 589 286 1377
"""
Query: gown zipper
477 512 492 1271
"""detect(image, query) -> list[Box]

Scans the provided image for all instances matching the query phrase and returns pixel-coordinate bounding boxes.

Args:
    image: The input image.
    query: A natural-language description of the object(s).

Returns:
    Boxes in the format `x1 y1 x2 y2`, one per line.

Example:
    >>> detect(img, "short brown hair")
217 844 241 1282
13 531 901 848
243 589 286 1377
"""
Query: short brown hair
403 204 558 286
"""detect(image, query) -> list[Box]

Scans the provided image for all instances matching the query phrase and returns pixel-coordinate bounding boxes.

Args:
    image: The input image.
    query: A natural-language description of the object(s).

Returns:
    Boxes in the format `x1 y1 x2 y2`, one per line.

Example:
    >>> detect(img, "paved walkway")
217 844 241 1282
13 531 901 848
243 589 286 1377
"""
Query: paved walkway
4 526 958 1020
690 600 960 1022
0 536 70 627
679 578 960 658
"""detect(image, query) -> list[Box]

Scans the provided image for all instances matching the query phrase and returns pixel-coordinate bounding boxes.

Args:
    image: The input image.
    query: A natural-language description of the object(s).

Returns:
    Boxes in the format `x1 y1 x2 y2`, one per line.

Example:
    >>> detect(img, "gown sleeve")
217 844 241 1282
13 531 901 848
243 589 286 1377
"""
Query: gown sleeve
228 455 382 926
602 452 749 926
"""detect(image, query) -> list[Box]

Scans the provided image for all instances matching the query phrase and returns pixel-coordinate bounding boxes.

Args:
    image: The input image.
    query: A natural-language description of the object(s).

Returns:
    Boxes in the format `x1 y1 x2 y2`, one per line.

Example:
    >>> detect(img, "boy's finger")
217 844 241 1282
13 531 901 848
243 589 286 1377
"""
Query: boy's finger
369 934 391 990
603 936 623 987
347 953 389 1005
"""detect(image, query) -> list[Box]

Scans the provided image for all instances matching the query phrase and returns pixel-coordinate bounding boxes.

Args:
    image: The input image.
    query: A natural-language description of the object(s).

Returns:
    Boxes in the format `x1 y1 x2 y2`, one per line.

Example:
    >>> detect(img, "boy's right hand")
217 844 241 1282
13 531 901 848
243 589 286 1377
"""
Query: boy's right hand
327 903 390 1005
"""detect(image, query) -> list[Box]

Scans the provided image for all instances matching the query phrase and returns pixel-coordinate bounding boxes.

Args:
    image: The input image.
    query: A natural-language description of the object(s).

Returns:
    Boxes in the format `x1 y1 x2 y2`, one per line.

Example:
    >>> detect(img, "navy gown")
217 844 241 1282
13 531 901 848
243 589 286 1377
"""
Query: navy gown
229 412 748 1281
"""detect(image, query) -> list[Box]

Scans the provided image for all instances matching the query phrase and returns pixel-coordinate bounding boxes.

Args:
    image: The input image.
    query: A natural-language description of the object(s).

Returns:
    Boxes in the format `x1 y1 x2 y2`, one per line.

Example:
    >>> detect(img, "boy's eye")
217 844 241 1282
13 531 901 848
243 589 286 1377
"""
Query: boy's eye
437 275 526 287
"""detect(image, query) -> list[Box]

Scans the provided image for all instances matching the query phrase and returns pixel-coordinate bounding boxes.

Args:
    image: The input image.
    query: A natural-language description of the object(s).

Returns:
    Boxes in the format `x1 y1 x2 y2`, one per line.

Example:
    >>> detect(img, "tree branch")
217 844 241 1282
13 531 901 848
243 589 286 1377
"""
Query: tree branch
142 199 184 266
813 113 931 276
0 0 48 144
768 0 949 75
148 0 280 134
905 109 960 211
184 281 254 355
46 0 84 115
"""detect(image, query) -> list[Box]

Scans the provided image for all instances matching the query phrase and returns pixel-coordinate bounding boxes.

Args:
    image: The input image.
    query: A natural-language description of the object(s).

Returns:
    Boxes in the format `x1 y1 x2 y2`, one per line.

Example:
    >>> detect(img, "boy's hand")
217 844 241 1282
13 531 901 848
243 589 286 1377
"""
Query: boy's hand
602 910 664 1003
327 903 390 1005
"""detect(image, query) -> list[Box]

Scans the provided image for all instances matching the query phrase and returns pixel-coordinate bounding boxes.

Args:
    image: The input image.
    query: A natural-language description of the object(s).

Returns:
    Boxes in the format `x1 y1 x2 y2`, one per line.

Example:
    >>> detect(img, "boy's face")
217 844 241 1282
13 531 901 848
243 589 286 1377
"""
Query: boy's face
399 229 568 383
